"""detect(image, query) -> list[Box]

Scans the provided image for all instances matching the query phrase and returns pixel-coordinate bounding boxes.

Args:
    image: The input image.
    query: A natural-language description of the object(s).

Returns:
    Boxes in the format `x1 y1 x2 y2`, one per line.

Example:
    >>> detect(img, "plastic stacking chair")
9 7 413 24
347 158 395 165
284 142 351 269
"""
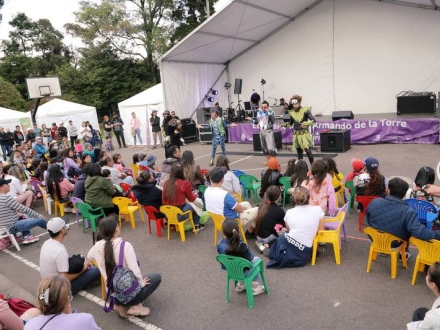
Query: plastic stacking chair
37 184 53 214
325 202 349 244
239 174 261 204
69 196 83 227
311 212 345 265
278 176 291 208
75 203 106 245
130 164 139 183
52 194 70 217
139 165 150 172
409 237 440 285
112 197 145 229
356 195 381 232
91 260 106 300
232 170 246 198
143 206 165 238
208 212 247 246
160 205 197 242
344 181 356 214
119 183 132 193
0 227 20 251
364 227 407 279
335 183 345 208
216 255 269 309
197 185 208 196
406 199 439 230
231 192 243 203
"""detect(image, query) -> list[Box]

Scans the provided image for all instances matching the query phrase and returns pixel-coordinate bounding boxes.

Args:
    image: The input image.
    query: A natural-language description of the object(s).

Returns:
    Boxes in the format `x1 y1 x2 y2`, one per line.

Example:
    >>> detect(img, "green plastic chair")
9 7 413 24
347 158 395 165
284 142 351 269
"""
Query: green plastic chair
75 203 106 245
344 181 356 214
216 254 269 309
197 185 208 195
278 176 291 207
238 174 261 204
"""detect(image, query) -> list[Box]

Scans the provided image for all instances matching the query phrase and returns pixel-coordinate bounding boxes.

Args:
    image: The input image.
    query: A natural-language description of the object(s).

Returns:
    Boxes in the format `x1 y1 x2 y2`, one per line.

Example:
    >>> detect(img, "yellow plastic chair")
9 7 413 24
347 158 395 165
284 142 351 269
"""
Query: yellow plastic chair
208 212 248 246
335 183 345 208
364 227 408 279
160 205 197 242
52 193 70 217
231 192 243 203
311 212 345 265
91 260 106 300
131 164 140 183
112 197 145 229
409 237 440 285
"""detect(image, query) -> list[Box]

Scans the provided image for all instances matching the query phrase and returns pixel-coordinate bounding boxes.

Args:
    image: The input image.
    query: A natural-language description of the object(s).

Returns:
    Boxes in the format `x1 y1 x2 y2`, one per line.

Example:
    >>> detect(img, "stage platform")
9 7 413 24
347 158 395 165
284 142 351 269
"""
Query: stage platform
228 113 440 145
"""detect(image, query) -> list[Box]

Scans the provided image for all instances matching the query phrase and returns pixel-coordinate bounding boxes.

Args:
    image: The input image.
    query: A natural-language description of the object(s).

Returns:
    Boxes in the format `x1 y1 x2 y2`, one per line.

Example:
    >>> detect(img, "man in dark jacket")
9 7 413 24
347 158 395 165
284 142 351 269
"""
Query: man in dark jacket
57 122 68 140
132 170 163 217
0 127 11 161
159 145 181 187
13 125 24 145
150 110 161 149
366 177 440 260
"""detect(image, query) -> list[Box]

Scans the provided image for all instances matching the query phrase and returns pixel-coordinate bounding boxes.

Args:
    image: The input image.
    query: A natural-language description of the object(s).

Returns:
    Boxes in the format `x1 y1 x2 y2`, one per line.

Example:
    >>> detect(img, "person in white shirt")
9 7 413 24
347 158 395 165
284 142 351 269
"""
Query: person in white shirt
407 262 440 330
99 157 134 185
67 120 79 148
215 156 241 195
3 164 33 208
39 217 100 295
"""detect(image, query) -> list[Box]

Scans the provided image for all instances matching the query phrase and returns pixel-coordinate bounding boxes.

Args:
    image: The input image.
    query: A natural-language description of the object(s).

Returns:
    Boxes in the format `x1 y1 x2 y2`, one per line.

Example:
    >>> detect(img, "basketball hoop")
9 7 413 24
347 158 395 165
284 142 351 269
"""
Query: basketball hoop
42 93 54 99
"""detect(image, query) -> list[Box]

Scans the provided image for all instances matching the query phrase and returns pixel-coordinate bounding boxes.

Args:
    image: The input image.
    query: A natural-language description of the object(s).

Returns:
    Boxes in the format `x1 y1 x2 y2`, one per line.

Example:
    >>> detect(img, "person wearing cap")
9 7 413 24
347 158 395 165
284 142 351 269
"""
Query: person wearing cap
259 157 282 198
139 154 159 173
0 178 47 245
39 217 100 295
67 120 78 148
366 177 440 261
286 94 316 165
111 114 127 149
205 167 258 230
150 110 162 149
346 158 364 183
354 156 386 199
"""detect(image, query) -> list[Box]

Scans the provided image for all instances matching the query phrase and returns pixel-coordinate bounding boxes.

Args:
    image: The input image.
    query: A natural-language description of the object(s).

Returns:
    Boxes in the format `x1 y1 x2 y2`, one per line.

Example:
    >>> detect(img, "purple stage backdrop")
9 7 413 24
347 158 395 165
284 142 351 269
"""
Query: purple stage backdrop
228 118 440 145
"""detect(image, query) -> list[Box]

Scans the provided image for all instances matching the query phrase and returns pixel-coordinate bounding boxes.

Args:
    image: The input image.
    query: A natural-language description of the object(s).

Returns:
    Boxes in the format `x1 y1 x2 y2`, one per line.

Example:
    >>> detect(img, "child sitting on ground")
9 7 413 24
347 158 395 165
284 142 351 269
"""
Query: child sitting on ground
217 218 266 296
254 185 286 256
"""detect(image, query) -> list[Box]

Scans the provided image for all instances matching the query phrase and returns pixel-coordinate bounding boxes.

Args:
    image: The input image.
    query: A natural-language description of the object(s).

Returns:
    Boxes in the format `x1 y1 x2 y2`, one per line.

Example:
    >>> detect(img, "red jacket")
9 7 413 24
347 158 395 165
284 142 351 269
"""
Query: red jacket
162 178 197 206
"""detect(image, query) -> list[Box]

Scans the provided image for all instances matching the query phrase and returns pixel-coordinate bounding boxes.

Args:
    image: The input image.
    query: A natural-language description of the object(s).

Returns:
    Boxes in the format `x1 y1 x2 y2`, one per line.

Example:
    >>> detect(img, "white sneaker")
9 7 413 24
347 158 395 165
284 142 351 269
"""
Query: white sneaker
235 282 246 293
252 285 265 296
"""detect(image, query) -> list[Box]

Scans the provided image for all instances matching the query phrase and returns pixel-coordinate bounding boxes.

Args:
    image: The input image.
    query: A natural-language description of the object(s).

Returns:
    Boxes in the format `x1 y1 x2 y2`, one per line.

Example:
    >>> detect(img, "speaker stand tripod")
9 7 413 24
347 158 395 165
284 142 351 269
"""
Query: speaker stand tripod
234 94 245 122
280 127 291 151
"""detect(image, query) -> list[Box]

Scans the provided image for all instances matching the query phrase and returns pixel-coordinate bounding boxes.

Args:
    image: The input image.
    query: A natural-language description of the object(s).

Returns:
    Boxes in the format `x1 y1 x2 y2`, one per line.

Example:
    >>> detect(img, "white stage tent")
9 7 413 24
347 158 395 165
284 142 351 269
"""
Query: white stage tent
35 99 99 135
160 0 440 121
118 83 164 147
0 107 32 132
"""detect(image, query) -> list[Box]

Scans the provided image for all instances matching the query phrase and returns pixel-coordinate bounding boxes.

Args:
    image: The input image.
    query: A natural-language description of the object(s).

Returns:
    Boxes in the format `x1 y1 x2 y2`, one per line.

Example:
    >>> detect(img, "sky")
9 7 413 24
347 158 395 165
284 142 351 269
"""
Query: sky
0 0 231 46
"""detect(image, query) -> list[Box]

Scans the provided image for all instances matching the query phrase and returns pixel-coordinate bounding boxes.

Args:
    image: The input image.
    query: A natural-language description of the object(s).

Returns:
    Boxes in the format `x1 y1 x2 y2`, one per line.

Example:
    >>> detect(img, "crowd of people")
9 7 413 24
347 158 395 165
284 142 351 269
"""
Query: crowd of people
2 109 440 328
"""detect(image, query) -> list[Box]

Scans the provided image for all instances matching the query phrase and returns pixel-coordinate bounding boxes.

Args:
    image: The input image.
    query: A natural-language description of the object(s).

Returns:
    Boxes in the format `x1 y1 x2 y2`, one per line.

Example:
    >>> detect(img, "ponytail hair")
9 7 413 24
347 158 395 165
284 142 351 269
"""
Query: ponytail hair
222 219 240 254
254 185 281 235
97 216 118 283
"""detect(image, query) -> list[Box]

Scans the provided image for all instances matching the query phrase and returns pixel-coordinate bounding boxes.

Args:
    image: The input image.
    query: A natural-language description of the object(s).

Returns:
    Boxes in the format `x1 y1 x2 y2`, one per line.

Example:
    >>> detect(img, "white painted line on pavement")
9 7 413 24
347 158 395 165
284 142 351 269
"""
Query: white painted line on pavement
229 156 252 165
194 153 211 160
2 249 163 330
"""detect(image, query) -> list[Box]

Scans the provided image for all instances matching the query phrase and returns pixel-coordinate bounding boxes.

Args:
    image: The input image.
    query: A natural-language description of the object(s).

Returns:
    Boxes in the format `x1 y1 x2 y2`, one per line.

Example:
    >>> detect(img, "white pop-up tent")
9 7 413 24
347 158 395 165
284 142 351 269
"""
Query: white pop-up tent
160 0 440 119
0 107 32 132
35 99 99 135
118 83 164 147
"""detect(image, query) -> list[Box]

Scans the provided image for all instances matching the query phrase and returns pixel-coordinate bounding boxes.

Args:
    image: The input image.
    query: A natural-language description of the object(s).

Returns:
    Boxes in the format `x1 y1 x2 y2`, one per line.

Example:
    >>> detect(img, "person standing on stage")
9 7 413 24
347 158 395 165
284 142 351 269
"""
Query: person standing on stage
288 95 316 164
197 109 236 167
256 101 276 165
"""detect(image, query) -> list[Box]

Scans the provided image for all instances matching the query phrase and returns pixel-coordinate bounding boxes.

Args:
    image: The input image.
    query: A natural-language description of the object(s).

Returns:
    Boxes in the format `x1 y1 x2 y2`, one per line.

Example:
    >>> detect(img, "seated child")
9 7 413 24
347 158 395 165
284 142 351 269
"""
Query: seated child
217 219 266 296
74 139 83 155
259 157 282 198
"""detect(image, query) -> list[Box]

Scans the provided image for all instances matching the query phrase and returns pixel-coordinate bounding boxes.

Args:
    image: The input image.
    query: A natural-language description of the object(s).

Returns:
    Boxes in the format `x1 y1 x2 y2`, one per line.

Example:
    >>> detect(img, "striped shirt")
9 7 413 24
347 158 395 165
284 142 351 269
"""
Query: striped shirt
0 193 39 230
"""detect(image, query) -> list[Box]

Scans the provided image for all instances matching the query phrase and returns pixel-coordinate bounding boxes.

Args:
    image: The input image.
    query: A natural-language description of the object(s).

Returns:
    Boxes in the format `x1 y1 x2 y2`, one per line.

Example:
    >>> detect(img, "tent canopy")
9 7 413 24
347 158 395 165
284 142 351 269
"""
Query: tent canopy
160 0 440 119
0 107 32 132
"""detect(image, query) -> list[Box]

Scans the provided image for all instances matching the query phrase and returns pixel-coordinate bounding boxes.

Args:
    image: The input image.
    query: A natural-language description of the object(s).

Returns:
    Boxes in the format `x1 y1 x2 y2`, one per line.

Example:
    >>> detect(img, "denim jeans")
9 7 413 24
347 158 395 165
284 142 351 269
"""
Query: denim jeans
133 128 142 145
178 204 200 225
1 144 11 161
10 218 47 237
245 257 261 281
116 272 162 307
71 266 101 295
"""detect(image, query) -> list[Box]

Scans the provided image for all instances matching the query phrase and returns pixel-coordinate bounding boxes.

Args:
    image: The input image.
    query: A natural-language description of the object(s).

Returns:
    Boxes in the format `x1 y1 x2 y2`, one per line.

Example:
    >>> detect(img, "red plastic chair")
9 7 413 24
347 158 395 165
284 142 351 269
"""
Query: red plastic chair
143 206 165 238
119 183 132 192
356 195 381 231
201 169 209 176
139 165 150 171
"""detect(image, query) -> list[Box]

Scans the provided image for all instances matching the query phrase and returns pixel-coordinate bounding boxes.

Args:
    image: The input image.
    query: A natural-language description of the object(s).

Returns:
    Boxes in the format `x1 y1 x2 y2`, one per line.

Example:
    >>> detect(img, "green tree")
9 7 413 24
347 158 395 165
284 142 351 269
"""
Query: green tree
0 77 26 110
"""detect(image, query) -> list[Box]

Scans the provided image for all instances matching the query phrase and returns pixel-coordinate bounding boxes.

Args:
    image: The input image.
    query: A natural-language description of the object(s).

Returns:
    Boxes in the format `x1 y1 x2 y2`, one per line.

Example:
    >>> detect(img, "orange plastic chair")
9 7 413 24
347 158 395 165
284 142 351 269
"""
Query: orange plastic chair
364 227 408 279
143 206 165 238
91 260 105 300
356 195 381 231
311 212 345 265
159 205 197 242
119 183 132 193
112 197 145 229
409 237 440 285
208 212 247 246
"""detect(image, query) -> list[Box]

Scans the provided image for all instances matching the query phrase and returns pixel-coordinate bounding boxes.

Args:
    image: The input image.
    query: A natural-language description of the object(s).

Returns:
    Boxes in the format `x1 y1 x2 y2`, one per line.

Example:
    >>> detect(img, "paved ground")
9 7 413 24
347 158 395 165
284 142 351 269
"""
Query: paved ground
1 130 440 330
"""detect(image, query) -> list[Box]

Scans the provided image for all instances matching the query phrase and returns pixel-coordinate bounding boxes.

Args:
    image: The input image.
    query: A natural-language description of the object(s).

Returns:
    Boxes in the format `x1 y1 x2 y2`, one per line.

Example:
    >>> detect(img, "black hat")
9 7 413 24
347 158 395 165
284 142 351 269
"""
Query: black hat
210 167 227 183
0 178 11 187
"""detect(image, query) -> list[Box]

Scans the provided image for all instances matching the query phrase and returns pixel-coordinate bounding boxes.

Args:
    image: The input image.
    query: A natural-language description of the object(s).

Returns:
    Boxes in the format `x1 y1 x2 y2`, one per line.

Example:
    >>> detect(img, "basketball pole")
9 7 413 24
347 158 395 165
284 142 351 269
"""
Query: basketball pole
31 97 42 125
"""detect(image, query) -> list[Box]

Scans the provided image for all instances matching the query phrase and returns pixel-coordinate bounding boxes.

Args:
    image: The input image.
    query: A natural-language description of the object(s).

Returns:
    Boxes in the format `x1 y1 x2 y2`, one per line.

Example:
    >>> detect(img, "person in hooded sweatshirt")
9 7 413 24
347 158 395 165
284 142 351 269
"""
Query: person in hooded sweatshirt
84 163 119 216
132 170 164 218
159 145 181 188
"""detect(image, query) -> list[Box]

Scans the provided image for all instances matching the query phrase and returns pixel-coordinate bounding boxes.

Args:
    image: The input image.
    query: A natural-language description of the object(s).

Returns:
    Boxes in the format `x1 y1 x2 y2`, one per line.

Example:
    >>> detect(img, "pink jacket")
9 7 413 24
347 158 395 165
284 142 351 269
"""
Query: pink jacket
130 117 141 129
303 173 336 216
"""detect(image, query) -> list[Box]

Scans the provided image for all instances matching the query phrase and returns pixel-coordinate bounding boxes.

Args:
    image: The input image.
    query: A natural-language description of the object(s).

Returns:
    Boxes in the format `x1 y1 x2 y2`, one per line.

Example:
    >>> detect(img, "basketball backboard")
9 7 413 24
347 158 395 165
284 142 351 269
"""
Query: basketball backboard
26 77 62 99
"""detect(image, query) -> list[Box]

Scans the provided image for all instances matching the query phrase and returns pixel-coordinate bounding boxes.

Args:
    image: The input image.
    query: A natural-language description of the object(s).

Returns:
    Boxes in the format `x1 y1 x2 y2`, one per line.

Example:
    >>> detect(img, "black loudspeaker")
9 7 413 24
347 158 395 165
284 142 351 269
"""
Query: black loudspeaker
396 95 436 115
320 130 351 152
332 111 354 121
181 118 198 142
234 78 242 95
253 131 282 151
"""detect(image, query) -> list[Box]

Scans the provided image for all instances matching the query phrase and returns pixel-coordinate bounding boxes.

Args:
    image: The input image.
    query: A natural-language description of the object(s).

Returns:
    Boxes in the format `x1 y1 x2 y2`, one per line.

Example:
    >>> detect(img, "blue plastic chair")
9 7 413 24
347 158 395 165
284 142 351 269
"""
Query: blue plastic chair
232 170 246 199
406 199 439 229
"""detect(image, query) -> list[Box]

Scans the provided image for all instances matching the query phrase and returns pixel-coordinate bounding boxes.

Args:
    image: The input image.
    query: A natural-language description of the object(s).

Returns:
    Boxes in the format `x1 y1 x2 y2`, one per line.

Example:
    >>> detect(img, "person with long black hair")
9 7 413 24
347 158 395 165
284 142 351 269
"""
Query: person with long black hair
181 150 205 190
46 163 74 203
410 166 440 201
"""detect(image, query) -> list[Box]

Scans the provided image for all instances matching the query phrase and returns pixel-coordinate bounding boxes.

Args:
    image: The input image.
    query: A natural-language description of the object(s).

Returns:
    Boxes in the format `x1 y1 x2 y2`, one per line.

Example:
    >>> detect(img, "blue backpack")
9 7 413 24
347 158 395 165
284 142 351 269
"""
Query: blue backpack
103 241 141 312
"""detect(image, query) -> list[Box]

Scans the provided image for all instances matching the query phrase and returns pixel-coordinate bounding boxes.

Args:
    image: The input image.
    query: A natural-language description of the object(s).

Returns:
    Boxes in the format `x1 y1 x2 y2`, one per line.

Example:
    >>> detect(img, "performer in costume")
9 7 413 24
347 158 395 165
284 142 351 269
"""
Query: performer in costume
256 101 276 165
197 108 236 166
288 95 316 164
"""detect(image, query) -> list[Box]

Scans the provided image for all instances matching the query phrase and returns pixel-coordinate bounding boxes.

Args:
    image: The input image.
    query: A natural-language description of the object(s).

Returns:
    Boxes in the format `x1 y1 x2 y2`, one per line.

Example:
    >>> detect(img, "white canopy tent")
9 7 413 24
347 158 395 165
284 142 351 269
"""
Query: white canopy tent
0 107 32 132
118 83 164 147
35 99 99 135
160 0 440 120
